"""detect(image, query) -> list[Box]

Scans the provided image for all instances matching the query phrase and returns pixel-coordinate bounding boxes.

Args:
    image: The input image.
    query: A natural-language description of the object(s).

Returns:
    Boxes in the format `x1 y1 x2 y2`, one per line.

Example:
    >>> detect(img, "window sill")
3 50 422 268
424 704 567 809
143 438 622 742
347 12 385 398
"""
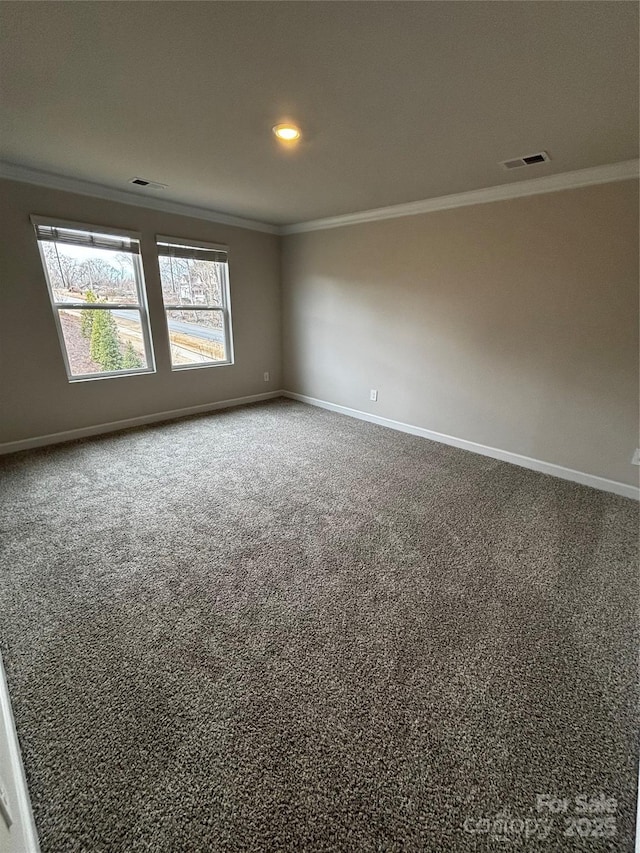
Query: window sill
170 361 233 372
68 368 156 383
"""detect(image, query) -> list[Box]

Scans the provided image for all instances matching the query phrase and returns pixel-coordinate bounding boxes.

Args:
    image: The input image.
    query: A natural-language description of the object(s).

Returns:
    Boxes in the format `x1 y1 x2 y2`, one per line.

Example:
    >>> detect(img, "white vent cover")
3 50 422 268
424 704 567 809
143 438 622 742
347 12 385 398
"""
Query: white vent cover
500 151 551 170
129 177 168 190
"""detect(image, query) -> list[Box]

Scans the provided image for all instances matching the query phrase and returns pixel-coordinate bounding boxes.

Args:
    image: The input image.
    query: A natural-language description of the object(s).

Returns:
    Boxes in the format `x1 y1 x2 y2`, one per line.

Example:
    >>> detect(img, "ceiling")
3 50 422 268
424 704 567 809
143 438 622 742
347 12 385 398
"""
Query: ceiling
0 2 637 227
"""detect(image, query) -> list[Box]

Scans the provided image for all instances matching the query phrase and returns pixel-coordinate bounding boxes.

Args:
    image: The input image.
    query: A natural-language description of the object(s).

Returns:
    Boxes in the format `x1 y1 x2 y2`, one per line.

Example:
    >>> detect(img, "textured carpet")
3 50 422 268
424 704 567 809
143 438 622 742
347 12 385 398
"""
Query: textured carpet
0 398 637 852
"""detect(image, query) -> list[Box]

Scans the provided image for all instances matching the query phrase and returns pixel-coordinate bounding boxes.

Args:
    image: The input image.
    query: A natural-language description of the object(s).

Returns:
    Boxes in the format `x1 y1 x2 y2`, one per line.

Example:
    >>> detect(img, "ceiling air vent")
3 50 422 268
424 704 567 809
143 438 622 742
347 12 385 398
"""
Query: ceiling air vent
500 151 551 170
129 177 168 190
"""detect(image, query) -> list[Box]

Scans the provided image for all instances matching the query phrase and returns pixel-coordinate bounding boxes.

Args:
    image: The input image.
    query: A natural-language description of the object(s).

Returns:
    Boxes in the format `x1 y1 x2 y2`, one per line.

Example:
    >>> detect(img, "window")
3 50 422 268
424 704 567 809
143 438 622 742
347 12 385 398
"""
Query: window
156 236 233 369
33 217 154 380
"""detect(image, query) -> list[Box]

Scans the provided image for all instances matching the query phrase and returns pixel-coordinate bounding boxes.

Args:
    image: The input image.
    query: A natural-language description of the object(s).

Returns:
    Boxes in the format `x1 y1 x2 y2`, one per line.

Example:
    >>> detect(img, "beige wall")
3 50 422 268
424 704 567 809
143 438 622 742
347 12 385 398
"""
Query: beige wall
2 177 638 488
0 179 281 444
282 180 639 487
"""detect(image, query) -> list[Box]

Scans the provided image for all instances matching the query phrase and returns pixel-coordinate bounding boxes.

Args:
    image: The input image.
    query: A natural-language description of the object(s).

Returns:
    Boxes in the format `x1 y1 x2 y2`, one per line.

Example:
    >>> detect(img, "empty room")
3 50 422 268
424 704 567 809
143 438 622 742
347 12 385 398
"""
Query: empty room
0 2 638 851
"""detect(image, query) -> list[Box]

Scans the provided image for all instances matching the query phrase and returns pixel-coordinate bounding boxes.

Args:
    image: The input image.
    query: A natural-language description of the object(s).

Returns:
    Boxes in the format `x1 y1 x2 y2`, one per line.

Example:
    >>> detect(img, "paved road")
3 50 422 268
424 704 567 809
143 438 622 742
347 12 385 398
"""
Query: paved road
163 316 224 343
60 299 224 343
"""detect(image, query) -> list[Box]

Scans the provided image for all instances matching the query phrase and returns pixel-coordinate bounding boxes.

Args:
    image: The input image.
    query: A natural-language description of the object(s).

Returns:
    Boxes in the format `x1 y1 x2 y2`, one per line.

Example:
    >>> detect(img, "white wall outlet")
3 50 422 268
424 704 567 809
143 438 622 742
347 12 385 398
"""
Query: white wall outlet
370 389 378 402
263 372 270 382
632 449 640 466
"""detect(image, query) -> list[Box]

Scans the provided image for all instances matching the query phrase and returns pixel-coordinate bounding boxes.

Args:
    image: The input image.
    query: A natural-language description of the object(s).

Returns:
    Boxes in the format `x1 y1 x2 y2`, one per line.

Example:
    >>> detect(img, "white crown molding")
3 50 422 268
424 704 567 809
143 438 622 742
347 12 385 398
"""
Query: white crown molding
2 158 637 238
0 161 279 235
283 392 640 501
280 159 640 235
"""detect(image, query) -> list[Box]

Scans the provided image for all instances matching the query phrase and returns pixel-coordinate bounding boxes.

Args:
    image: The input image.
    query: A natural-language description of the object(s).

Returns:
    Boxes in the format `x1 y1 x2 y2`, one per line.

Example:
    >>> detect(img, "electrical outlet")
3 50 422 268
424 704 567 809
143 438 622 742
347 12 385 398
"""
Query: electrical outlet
632 449 640 466
263 372 270 382
0 776 12 829
370 389 378 402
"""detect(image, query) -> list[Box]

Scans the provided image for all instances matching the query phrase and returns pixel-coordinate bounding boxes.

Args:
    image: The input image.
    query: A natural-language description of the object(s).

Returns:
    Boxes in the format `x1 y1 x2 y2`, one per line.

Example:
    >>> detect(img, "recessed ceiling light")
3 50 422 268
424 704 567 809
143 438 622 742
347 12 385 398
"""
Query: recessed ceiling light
273 124 301 141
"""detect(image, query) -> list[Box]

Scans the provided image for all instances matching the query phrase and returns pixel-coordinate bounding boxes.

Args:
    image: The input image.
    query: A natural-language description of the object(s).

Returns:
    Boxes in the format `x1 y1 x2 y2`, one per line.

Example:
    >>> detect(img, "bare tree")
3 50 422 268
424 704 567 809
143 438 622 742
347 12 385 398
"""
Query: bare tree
42 243 82 292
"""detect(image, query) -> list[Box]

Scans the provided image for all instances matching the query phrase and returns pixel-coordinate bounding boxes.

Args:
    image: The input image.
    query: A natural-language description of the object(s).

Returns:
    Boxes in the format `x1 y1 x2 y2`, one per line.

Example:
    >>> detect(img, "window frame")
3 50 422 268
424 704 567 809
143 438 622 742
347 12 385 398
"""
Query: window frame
32 215 156 382
156 234 234 371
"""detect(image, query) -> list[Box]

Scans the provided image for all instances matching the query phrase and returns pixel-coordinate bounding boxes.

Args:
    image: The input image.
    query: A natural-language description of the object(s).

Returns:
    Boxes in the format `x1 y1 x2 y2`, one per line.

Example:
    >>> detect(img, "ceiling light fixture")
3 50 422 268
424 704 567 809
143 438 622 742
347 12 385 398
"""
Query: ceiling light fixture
273 124 301 142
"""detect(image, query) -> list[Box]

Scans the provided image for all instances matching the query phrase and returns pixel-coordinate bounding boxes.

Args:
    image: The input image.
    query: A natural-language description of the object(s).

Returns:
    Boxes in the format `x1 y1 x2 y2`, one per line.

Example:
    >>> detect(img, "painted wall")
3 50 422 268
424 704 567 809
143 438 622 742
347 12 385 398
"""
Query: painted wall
2 177 638 488
282 180 639 487
0 179 281 444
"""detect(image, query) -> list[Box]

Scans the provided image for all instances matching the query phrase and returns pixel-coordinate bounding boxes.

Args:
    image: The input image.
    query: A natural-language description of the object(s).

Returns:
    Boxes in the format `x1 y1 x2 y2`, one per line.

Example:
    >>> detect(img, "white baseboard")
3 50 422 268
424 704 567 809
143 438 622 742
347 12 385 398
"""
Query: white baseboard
3 389 637 500
0 654 40 853
283 391 640 501
0 390 284 456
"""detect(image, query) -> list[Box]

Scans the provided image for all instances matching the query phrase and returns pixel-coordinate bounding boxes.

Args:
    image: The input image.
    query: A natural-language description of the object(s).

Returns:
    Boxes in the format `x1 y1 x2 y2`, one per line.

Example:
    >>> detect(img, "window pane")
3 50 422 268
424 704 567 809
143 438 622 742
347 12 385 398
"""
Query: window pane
41 241 140 304
166 310 227 366
57 308 149 376
158 255 223 305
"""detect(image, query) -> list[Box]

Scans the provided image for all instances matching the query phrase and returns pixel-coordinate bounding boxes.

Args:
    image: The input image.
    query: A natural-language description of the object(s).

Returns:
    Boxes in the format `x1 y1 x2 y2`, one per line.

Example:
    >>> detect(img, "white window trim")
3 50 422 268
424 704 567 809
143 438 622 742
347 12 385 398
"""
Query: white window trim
32 215 156 382
156 234 234 371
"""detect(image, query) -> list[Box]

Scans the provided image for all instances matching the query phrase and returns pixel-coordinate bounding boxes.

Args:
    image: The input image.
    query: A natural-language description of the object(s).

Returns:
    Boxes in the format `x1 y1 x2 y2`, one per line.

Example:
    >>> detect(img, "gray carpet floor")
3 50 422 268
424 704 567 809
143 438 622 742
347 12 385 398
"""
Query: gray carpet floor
0 398 637 852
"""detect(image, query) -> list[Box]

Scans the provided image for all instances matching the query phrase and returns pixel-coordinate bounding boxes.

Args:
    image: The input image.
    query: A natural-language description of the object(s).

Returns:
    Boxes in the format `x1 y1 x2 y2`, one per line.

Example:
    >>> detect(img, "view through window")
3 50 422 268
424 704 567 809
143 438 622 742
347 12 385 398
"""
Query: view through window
156 237 233 369
34 220 154 380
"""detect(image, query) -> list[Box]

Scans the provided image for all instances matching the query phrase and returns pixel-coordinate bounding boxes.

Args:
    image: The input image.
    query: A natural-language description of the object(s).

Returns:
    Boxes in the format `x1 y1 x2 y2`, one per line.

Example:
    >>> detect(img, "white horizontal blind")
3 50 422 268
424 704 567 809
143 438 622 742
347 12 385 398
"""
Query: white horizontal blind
156 240 227 264
34 224 139 254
